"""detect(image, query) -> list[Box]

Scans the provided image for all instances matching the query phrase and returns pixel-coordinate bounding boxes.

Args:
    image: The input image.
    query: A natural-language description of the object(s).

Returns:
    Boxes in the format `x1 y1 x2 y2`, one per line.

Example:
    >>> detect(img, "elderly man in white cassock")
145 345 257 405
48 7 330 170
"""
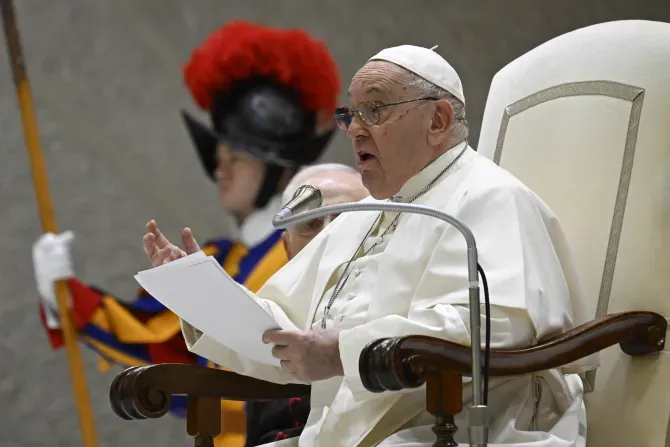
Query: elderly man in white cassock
144 45 587 447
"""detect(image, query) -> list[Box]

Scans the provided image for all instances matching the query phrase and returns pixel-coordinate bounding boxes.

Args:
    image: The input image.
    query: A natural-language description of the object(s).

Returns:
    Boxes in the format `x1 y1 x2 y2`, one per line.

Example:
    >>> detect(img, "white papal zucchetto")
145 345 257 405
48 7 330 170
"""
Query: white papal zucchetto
368 45 465 103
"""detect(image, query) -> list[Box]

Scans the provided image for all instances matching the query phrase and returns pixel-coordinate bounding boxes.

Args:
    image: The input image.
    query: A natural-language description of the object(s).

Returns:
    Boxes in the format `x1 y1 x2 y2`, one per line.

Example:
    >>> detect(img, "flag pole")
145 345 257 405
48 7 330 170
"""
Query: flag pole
1 1 98 446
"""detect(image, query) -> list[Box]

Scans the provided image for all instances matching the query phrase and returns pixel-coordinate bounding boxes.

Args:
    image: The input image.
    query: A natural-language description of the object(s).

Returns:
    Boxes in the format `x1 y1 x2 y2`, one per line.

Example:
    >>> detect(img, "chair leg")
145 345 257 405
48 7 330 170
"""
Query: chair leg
426 371 462 447
194 436 214 447
187 396 222 447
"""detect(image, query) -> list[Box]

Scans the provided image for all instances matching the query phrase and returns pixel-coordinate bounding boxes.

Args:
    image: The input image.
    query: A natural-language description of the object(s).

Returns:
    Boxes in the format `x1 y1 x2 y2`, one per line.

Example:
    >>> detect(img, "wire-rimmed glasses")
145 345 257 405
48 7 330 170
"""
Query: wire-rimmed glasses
333 96 438 130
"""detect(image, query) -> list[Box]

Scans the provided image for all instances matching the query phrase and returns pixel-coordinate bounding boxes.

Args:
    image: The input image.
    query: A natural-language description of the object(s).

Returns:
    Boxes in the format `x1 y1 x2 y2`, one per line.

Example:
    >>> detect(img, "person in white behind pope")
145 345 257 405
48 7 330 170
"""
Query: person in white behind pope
144 45 590 446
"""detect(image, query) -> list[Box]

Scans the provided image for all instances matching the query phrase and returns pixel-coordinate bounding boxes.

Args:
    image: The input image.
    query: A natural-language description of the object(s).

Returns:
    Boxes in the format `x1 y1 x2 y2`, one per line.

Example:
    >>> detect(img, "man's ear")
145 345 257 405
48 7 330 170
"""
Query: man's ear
427 99 454 146
281 231 294 260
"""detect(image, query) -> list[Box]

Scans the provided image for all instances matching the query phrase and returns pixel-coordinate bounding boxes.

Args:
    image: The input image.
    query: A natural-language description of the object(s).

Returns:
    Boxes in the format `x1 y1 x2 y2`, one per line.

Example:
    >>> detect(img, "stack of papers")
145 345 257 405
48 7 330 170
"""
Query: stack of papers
134 251 283 366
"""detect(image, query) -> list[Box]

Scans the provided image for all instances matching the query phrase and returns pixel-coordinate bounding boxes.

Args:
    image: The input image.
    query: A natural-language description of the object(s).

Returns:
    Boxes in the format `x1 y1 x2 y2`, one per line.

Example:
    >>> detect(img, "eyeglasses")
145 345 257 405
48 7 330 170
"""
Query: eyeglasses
333 96 438 130
293 214 340 236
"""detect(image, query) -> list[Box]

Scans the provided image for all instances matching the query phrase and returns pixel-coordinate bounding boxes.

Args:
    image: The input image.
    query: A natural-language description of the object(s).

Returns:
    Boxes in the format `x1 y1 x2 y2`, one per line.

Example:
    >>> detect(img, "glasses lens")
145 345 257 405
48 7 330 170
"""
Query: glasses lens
334 107 352 130
359 102 380 124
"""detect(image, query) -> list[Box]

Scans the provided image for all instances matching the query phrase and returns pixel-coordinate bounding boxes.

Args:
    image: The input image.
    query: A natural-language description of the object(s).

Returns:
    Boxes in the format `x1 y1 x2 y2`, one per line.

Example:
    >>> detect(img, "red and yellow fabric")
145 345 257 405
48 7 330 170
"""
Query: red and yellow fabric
39 231 288 447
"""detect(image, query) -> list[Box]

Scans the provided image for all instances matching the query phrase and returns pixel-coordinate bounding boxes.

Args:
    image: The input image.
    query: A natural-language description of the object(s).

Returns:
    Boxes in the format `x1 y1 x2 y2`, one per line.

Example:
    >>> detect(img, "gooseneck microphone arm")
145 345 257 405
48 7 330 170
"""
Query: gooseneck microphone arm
272 186 489 447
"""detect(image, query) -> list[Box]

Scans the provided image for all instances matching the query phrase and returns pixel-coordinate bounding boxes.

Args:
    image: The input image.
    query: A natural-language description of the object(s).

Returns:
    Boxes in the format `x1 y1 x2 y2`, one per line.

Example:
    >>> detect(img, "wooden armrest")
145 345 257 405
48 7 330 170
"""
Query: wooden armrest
360 311 666 393
110 364 310 421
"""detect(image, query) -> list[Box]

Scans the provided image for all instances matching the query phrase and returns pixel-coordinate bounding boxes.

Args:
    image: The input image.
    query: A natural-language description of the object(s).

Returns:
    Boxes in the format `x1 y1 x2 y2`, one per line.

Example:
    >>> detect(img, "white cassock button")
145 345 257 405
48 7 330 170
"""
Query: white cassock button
354 269 364 278
338 314 345 323
346 293 355 300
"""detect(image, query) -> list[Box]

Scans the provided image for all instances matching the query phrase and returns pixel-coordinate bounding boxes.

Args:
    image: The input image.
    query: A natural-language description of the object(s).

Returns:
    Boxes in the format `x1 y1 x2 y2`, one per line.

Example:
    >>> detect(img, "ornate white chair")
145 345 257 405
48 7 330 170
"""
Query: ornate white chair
109 20 669 446
476 19 670 446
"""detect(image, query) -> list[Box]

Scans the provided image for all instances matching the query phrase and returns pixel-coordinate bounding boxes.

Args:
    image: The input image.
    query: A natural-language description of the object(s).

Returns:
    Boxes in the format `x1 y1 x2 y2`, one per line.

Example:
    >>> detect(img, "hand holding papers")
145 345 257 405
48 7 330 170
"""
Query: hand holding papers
134 251 285 366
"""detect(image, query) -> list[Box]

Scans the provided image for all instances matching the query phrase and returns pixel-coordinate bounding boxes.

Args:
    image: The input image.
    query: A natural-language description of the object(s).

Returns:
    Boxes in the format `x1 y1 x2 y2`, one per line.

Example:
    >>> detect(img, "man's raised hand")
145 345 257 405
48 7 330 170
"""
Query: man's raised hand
143 220 201 267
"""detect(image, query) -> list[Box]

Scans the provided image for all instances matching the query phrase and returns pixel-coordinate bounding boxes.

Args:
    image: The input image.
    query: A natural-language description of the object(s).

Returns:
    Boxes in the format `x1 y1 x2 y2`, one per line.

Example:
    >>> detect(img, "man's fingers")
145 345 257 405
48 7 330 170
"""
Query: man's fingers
173 247 186 259
153 246 172 267
152 245 186 267
146 220 157 233
279 360 304 381
153 228 171 250
143 233 156 256
154 246 178 266
271 344 293 360
162 249 183 264
263 329 297 345
146 220 171 249
279 359 297 375
181 228 201 255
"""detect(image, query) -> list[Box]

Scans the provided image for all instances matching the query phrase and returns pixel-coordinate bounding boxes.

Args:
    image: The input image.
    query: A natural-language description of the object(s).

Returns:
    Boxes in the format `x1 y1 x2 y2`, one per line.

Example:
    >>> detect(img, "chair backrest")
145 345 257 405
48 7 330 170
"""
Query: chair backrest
476 20 670 447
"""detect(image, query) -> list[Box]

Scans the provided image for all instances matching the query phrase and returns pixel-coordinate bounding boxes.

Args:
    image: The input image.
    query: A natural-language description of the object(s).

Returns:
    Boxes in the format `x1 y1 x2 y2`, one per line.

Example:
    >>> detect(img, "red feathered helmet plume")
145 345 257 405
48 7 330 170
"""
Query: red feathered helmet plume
184 21 340 115
179 21 341 208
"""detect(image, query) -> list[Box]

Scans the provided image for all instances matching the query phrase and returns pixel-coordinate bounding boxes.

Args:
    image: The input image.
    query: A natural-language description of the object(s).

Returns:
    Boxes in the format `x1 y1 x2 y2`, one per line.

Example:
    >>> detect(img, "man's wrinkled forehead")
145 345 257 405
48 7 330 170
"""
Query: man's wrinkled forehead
347 61 406 100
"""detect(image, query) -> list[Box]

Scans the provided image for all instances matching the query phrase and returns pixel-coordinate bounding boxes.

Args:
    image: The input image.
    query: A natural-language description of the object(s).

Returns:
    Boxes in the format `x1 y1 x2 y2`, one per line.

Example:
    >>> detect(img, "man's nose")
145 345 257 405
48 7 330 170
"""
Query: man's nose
346 114 369 140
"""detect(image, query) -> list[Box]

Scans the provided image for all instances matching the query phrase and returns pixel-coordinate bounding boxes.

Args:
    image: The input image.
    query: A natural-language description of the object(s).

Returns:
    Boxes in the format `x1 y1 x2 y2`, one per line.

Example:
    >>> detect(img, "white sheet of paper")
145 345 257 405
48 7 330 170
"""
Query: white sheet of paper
135 253 283 366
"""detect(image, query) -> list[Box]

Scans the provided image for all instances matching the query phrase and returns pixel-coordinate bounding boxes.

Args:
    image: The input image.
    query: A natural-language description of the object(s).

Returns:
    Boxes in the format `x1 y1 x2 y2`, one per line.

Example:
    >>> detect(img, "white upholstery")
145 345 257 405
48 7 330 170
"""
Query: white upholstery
477 20 670 447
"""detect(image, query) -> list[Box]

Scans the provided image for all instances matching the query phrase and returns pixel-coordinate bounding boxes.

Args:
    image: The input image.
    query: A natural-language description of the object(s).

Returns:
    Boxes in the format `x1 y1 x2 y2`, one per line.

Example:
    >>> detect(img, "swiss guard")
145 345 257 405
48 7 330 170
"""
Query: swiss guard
32 20 340 447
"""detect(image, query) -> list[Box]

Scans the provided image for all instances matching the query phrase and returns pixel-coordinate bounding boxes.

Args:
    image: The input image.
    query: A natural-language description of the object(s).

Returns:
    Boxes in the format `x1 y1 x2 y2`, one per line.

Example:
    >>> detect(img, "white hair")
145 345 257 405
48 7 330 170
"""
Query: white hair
282 163 360 205
405 71 469 147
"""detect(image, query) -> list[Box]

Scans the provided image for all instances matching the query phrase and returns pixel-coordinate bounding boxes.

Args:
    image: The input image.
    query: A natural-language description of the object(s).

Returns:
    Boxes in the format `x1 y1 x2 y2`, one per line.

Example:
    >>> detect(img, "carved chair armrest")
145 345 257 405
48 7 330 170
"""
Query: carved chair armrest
110 364 310 421
359 311 666 445
109 364 310 445
361 311 666 393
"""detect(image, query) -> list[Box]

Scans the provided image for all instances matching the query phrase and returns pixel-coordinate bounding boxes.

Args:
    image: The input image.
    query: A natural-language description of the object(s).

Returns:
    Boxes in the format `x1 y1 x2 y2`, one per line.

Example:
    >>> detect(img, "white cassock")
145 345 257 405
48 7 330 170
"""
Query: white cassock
182 141 591 447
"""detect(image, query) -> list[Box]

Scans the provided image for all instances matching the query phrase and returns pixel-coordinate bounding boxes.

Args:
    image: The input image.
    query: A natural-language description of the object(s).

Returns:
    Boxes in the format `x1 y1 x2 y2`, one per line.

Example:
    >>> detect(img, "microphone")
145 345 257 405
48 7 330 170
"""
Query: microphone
274 185 323 221
273 187 491 447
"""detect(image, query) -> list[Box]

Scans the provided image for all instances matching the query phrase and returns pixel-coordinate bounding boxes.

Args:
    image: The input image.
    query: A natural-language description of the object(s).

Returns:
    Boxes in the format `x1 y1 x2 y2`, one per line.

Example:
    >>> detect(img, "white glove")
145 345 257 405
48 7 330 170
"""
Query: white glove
32 231 76 329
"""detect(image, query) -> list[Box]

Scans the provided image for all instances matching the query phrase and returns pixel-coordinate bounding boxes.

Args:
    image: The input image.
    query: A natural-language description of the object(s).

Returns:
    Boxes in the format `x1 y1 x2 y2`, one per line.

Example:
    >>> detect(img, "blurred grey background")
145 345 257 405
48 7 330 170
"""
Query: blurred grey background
1 1 668 446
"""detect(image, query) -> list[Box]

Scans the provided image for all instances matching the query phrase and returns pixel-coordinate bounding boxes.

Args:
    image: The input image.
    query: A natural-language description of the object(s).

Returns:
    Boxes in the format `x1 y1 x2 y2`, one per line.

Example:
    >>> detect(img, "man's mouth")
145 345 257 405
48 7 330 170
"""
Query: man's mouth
356 151 376 163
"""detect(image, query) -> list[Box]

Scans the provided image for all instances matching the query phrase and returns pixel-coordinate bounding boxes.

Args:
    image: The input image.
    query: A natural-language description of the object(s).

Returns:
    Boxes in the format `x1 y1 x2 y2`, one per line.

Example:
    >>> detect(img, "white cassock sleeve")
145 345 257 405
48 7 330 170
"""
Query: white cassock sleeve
338 183 569 401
